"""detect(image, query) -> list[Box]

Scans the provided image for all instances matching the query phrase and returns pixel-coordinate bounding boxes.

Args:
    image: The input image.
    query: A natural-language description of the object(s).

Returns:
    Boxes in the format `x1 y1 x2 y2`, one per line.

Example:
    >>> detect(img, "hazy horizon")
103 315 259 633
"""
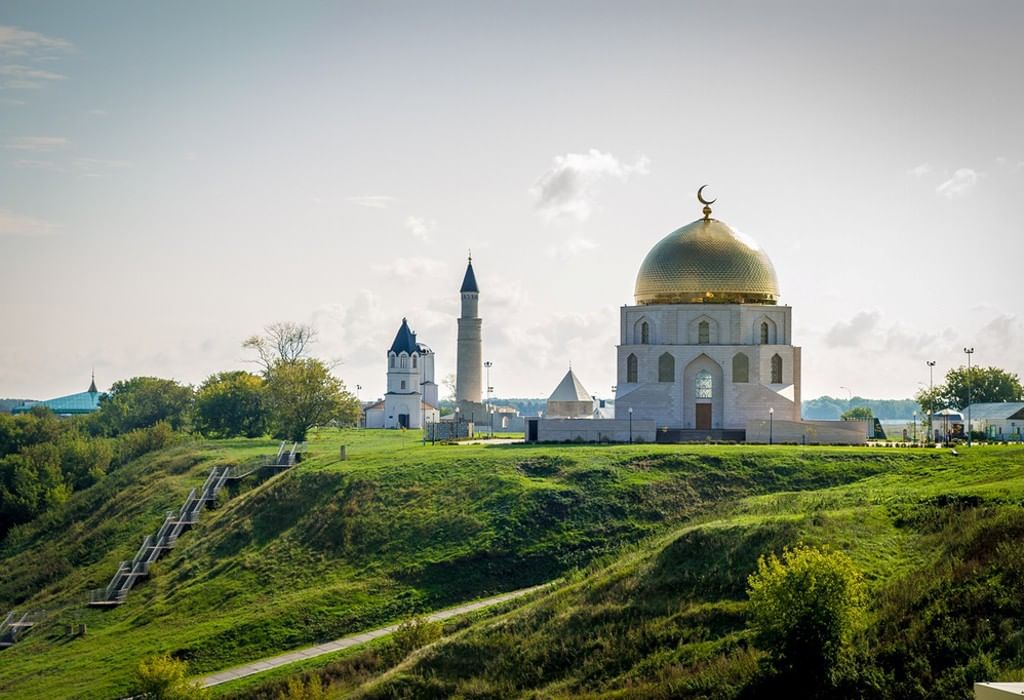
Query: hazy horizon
2 1 1022 403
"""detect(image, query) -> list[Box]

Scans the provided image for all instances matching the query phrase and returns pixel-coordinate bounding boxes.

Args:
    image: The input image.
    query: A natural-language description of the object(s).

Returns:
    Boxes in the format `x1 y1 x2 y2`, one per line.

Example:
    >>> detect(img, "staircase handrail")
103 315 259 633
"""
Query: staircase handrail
178 488 198 519
275 441 287 464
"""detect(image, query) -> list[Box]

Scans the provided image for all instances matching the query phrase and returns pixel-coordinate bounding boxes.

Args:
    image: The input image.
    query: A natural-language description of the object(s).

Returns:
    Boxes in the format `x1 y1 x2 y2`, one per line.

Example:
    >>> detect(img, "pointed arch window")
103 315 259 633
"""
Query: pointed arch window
696 370 713 399
771 354 783 384
412 355 418 368
698 320 710 345
627 353 638 383
658 353 675 382
640 321 650 345
400 354 408 368
390 355 396 368
760 322 769 344
732 353 749 383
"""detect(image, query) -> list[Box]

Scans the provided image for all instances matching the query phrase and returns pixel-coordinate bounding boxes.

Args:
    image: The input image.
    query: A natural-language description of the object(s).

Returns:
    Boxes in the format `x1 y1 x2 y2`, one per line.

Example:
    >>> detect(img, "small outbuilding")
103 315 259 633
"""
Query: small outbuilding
545 368 596 418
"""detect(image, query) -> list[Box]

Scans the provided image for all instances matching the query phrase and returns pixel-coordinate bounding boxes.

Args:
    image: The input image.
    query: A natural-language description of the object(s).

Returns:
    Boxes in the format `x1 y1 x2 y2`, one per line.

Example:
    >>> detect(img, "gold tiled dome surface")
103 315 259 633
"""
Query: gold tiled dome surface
634 218 779 305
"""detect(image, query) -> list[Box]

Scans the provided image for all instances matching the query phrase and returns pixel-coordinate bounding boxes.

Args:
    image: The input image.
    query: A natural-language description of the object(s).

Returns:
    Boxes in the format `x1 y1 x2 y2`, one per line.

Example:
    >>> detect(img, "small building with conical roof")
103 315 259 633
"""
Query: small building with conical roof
545 368 597 418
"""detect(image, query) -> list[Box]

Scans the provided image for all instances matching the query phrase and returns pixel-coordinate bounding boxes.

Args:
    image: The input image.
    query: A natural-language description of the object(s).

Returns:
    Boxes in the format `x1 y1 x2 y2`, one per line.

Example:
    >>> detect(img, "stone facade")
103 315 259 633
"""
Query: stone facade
614 303 801 430
746 418 869 445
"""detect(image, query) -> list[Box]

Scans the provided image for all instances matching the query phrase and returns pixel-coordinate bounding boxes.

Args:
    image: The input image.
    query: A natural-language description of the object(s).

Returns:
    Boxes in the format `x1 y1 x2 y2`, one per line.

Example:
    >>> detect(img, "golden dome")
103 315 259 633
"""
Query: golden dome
634 218 779 305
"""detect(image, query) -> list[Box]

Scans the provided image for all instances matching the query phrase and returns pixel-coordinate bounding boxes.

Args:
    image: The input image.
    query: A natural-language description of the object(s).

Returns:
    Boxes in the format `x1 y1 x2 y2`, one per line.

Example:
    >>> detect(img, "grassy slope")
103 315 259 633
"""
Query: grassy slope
350 446 1024 700
0 431 896 699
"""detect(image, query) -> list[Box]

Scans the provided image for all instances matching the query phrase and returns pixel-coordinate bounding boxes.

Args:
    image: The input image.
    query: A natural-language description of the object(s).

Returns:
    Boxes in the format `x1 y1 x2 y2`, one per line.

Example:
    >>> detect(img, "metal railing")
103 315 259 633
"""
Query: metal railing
87 443 303 606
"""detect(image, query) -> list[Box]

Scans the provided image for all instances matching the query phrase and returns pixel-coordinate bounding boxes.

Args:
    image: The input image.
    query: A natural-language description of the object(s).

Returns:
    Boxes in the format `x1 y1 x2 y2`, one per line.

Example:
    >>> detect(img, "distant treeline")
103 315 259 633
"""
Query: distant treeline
439 398 548 417
802 396 917 420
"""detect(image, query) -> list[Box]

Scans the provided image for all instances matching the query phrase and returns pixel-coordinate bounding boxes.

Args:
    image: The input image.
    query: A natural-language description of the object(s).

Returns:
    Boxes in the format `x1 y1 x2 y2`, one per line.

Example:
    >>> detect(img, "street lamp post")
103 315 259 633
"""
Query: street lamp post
769 407 774 445
912 411 917 444
628 407 633 445
489 408 494 438
926 360 936 443
964 347 974 446
484 361 493 411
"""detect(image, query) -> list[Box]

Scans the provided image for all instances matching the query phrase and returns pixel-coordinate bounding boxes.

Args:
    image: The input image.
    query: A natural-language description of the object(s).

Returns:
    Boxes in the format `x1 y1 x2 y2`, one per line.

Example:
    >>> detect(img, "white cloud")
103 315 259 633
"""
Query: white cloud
936 168 979 198
404 215 436 241
824 311 881 347
0 209 56 237
0 26 72 90
0 25 73 56
346 195 396 209
907 163 931 177
531 149 650 222
372 257 448 278
4 135 67 151
546 234 598 259
73 157 132 177
0 64 66 89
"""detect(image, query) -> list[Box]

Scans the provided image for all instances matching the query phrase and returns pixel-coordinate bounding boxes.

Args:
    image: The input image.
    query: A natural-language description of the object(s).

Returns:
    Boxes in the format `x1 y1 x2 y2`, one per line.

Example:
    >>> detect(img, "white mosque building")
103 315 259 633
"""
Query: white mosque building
613 193 800 435
527 188 867 444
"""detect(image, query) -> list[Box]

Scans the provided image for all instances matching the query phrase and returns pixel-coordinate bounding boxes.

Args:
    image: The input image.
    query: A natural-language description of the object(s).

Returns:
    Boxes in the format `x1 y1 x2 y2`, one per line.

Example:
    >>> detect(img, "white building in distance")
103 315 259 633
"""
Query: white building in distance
364 318 439 429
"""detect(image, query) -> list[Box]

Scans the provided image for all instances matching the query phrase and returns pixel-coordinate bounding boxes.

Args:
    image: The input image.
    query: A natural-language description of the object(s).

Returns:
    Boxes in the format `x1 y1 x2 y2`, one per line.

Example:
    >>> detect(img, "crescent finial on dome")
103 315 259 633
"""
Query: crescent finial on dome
697 185 716 221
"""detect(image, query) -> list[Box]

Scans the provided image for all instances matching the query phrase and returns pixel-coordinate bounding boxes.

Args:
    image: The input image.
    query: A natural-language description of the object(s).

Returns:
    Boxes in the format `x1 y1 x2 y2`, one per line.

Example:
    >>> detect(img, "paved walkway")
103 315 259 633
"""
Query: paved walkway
197 585 546 688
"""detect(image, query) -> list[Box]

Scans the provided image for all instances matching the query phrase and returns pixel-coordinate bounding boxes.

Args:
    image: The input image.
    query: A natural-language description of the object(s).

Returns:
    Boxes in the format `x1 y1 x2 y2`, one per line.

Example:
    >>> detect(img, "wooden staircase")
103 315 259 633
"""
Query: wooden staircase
0 611 44 648
87 442 303 607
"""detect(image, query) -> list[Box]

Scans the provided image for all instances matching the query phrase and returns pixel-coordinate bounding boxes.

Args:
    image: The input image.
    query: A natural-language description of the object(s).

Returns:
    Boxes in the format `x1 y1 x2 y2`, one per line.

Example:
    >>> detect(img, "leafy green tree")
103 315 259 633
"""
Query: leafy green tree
58 432 114 490
0 443 70 533
840 406 873 421
264 359 359 441
194 371 266 438
939 365 1022 409
747 545 866 692
95 377 194 435
133 654 208 699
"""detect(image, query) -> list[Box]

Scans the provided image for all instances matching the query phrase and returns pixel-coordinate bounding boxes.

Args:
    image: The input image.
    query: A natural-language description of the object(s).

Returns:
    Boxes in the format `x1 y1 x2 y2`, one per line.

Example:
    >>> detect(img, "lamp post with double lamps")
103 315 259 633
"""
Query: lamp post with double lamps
964 348 974 446
769 407 774 445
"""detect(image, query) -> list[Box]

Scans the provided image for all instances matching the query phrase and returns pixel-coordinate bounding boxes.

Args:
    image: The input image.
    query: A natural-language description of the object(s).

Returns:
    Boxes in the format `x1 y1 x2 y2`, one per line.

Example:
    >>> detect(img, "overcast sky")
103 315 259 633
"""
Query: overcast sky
2 1 1022 403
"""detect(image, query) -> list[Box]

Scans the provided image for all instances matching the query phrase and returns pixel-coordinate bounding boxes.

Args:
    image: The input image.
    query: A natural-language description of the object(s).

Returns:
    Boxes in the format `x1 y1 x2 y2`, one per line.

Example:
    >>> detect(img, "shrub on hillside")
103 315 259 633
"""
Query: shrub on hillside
115 421 176 466
746 544 866 694
385 617 443 664
133 653 208 700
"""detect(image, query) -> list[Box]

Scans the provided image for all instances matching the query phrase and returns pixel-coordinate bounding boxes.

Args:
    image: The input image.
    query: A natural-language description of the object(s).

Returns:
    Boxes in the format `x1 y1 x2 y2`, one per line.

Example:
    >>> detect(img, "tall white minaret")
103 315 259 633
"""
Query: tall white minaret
456 255 482 404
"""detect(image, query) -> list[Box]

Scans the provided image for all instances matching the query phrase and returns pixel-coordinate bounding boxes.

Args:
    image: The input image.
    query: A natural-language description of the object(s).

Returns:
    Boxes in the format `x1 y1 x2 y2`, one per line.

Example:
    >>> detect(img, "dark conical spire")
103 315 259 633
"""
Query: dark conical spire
88 369 98 394
389 317 418 354
460 254 479 293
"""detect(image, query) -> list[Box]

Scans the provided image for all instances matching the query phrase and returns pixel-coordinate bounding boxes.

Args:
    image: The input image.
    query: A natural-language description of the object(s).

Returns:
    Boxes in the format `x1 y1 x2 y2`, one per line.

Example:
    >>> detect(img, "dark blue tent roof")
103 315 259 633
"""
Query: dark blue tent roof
389 318 418 354
460 259 479 293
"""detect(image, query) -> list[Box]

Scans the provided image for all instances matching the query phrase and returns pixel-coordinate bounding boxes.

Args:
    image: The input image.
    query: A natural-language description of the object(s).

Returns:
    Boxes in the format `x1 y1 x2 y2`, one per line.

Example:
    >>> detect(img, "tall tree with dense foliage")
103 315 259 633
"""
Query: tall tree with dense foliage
264 359 359 441
942 365 1022 409
747 545 866 693
95 377 194 435
194 371 267 438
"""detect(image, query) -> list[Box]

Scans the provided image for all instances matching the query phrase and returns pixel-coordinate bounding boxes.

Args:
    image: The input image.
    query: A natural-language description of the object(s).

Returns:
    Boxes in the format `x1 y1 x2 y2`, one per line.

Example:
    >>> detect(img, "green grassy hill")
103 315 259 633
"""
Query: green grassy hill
348 445 1024 700
2 431 1020 699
